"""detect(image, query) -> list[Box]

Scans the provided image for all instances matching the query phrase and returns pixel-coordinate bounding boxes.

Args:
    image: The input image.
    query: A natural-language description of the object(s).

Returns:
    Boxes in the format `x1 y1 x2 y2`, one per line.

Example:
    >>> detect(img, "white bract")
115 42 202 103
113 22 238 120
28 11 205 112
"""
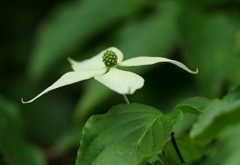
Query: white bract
22 47 198 103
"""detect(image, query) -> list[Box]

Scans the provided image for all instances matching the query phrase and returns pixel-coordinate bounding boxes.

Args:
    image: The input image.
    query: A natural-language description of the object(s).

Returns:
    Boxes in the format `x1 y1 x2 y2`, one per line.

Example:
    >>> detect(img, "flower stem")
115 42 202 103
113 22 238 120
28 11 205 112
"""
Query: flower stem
122 95 130 104
171 132 185 163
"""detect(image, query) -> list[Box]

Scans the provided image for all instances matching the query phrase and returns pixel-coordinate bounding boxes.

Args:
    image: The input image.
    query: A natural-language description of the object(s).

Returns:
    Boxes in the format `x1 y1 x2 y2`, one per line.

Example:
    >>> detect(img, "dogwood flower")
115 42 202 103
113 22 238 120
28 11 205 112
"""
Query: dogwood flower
22 47 198 103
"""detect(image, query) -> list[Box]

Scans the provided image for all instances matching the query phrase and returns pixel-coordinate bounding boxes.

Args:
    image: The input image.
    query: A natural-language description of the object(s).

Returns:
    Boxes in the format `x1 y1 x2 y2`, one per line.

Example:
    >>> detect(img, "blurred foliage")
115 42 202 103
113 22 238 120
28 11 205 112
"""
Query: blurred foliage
1 0 240 164
190 86 240 143
203 124 240 165
0 96 46 165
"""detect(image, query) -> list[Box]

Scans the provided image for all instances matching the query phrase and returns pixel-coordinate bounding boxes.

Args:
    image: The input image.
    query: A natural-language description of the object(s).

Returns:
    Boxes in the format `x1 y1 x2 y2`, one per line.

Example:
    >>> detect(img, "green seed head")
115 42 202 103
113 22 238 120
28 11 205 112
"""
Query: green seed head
102 50 118 67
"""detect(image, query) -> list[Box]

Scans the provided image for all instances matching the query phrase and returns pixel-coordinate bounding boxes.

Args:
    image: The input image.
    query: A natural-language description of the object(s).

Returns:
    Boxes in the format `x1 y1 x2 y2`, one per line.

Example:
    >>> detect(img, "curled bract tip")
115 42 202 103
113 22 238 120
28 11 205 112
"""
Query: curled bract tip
21 98 34 104
21 98 27 104
194 68 199 74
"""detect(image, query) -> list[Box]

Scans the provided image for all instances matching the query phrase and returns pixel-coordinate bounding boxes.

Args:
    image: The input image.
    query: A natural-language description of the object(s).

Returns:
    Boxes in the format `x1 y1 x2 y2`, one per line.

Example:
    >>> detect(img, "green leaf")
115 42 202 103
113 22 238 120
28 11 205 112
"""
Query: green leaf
177 97 213 111
75 103 183 165
147 154 162 165
173 97 213 135
174 97 214 115
174 104 202 115
0 96 46 165
28 0 147 80
164 134 208 164
190 86 240 143
203 124 240 165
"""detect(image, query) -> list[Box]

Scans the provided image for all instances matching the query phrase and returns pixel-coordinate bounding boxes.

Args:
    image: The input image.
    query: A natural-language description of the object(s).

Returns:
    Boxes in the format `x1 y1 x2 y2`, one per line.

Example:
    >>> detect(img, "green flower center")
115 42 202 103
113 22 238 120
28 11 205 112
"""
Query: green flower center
102 50 118 67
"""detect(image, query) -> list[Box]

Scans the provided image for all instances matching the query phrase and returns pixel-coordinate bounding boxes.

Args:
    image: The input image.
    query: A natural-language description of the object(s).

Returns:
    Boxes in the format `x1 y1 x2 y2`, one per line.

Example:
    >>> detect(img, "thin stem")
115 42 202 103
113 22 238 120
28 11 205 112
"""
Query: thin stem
122 94 130 104
171 132 185 163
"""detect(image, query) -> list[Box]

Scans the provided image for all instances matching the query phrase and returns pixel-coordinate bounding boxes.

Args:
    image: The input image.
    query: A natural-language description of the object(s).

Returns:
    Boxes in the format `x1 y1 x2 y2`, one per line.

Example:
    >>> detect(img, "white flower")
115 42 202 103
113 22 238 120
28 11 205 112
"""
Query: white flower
22 47 198 103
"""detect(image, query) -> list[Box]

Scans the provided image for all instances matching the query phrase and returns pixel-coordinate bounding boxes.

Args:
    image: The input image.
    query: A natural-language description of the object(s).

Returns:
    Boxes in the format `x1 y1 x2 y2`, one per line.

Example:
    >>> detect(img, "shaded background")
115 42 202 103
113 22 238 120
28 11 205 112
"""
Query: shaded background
1 0 240 164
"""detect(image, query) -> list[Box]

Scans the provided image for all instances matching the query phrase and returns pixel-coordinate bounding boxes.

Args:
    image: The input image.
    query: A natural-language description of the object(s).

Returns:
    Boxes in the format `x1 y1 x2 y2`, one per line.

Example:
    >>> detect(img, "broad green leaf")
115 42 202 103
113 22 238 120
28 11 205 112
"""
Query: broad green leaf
190 86 240 143
164 134 208 164
0 96 46 165
204 124 240 165
72 0 183 120
28 0 147 81
75 103 183 165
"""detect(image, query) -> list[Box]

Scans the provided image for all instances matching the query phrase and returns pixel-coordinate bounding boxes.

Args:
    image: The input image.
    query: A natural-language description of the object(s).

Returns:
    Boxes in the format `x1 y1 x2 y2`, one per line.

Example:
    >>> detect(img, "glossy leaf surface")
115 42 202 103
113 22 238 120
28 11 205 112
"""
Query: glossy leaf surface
76 103 182 165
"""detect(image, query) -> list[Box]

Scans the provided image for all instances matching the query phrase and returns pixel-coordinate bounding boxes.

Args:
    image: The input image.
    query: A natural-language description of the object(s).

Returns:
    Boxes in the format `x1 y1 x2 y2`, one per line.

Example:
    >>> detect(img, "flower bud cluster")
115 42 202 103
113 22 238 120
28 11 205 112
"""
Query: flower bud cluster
102 50 118 67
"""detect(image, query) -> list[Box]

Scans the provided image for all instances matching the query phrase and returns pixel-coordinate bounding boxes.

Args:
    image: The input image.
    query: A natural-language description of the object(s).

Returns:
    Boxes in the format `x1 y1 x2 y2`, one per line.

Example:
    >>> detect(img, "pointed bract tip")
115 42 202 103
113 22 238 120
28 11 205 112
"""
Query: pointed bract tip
67 57 78 65
67 57 73 63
